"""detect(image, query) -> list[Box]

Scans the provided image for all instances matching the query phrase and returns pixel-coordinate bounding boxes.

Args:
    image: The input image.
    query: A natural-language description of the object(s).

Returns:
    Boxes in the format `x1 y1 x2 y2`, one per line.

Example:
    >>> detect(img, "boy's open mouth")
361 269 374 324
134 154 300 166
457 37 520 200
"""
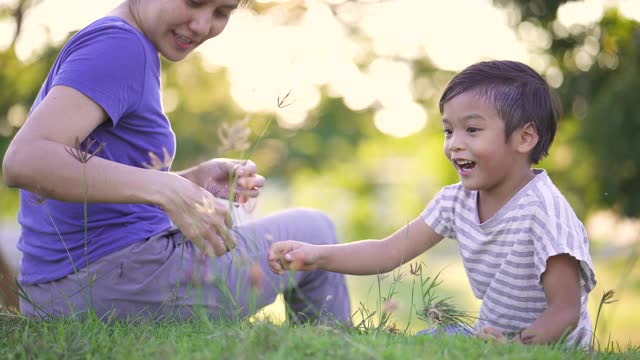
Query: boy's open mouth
454 159 476 171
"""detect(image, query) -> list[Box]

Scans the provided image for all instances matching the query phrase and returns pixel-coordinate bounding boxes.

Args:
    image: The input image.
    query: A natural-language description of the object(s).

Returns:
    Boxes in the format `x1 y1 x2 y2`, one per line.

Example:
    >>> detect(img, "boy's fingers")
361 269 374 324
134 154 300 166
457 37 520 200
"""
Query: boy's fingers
269 261 282 274
476 327 501 342
481 327 506 343
285 251 306 271
476 329 490 340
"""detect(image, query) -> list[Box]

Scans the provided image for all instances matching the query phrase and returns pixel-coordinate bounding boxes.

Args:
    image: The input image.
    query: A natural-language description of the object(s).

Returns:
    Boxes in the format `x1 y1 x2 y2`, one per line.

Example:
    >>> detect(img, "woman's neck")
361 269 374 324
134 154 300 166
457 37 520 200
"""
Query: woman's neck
108 2 142 33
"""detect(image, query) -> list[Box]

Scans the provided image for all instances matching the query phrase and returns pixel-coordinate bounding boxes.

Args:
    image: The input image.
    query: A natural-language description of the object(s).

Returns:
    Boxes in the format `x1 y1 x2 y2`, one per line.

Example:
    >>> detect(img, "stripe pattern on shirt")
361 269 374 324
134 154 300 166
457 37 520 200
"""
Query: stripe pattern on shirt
421 169 596 347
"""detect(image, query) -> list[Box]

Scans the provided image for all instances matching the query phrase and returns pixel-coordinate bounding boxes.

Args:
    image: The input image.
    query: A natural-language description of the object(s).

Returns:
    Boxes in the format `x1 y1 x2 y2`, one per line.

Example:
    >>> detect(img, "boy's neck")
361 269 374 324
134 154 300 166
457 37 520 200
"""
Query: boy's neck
477 168 536 223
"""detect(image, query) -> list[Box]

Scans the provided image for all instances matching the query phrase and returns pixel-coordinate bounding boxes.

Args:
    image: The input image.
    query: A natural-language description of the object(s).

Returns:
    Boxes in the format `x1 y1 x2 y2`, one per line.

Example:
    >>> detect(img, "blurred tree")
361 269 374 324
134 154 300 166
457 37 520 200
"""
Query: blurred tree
494 0 640 218
0 0 60 216
10 0 637 239
568 12 640 216
0 0 48 309
494 0 569 24
0 0 44 47
0 0 451 242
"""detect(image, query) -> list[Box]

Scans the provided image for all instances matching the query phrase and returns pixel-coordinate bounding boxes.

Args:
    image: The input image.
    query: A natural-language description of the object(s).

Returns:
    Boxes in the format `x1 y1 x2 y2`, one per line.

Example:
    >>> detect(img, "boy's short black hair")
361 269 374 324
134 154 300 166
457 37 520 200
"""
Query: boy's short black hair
438 60 560 164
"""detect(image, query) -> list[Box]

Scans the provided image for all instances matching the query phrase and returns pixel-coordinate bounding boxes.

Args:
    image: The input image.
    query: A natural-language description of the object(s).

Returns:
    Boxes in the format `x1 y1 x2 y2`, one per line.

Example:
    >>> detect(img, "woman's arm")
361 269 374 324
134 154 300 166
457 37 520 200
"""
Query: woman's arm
3 85 171 205
2 85 233 256
269 217 444 275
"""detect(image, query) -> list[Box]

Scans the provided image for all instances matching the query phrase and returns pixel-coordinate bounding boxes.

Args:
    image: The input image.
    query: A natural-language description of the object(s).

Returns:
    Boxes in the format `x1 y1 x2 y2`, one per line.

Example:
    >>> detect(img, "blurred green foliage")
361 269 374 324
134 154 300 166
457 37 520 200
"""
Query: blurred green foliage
494 1 640 218
1 1 639 240
559 11 640 216
494 0 570 24
0 43 60 216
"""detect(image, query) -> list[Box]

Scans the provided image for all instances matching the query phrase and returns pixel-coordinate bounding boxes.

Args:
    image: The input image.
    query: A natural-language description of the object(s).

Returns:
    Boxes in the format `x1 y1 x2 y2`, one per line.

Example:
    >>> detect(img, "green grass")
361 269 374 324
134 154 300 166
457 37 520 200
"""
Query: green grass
338 253 640 348
2 250 636 358
1 255 638 359
1 313 638 360
3 255 637 360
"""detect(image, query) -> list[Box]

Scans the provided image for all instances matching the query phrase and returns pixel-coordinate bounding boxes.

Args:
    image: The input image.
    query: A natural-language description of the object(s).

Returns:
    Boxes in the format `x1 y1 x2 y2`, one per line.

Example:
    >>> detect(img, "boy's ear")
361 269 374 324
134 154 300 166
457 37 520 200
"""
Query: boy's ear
515 122 539 154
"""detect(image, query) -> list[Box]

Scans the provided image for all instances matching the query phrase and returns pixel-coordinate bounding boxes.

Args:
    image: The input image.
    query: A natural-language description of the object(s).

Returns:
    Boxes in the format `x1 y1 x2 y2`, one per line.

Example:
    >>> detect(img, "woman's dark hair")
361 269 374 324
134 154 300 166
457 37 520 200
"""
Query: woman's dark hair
439 60 561 164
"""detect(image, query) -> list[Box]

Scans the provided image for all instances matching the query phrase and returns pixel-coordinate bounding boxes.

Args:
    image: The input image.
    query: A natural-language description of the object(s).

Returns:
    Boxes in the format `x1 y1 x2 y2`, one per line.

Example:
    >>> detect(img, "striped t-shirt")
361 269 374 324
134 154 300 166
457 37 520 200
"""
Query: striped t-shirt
421 169 596 347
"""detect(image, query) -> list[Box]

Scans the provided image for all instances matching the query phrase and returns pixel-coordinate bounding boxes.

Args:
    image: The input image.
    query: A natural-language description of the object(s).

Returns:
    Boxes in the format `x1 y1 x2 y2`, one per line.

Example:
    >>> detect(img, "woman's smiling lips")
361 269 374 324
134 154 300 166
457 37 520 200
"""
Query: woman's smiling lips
173 31 195 50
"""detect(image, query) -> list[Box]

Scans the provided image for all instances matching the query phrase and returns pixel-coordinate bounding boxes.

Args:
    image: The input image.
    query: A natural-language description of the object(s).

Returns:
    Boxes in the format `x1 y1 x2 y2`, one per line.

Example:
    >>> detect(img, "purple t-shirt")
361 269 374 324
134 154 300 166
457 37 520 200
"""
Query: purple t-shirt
17 17 175 284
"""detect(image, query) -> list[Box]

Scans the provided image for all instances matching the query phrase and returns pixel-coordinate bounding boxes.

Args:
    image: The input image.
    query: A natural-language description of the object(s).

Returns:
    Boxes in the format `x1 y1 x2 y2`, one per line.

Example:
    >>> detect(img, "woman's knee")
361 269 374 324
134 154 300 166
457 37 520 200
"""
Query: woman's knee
297 208 332 225
287 208 338 246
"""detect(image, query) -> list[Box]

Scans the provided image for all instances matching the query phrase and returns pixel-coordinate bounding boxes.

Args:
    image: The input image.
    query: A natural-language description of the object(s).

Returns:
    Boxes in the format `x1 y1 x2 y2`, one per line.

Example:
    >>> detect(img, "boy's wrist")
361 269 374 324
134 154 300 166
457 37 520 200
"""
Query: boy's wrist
313 244 335 271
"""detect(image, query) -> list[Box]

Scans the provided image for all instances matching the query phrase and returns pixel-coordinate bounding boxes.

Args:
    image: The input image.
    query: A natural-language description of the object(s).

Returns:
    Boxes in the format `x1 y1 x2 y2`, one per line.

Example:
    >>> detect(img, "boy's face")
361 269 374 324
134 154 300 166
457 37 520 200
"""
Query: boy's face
441 92 526 194
131 0 239 62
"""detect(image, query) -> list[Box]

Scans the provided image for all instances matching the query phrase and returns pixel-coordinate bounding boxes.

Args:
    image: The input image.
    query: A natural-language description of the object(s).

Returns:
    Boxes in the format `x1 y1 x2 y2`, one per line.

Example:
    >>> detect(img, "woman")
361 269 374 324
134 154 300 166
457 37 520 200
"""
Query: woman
2 0 350 324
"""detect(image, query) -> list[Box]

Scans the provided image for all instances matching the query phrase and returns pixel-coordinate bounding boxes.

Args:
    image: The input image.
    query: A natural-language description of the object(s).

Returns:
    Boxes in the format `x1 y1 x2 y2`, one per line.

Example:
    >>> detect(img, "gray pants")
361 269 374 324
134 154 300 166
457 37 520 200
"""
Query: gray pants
19 208 351 325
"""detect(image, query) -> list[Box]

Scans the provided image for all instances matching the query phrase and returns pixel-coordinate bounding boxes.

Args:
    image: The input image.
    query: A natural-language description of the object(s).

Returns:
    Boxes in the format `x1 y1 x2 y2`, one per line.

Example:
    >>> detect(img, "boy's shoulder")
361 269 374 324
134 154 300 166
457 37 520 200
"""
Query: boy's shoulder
435 182 475 206
433 170 581 222
519 169 582 222
439 182 472 197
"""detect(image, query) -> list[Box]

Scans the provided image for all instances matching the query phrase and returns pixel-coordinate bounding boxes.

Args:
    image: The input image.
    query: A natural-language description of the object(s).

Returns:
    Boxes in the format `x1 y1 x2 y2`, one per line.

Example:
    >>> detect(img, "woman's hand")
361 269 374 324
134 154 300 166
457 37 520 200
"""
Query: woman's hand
178 158 265 203
268 240 319 275
160 172 238 255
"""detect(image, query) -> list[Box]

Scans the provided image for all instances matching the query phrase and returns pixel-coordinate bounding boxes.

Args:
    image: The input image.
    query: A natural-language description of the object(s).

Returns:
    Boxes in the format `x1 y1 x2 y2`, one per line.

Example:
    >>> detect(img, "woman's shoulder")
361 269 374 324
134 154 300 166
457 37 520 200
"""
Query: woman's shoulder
57 16 155 70
80 16 140 36
65 16 150 51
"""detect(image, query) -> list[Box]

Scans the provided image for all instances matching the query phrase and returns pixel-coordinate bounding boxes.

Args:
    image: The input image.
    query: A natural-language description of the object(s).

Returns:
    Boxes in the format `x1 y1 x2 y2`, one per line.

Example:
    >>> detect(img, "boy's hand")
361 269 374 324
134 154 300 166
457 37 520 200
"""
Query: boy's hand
476 326 507 343
268 240 318 275
477 326 532 344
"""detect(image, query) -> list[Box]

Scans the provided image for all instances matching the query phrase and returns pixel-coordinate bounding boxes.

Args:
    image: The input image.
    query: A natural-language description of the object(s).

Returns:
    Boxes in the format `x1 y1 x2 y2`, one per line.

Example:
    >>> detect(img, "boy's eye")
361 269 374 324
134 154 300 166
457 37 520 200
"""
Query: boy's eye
443 129 453 136
466 127 480 133
189 0 204 6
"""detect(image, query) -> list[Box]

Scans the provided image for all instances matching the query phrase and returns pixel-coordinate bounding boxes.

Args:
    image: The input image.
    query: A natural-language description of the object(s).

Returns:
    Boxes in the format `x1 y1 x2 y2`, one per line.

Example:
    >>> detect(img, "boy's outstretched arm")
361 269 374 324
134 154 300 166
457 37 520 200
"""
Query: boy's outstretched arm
515 254 582 344
268 217 443 275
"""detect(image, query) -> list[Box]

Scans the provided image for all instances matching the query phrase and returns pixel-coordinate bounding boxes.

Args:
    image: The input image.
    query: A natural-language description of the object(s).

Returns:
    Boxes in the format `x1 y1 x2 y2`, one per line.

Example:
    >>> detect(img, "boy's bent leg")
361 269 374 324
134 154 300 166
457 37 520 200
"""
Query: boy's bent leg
228 208 351 325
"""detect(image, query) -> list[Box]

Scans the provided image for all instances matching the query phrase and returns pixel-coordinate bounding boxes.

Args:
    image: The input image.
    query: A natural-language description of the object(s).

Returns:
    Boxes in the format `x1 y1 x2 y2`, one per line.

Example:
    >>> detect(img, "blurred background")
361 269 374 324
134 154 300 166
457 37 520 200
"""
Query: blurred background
0 0 638 347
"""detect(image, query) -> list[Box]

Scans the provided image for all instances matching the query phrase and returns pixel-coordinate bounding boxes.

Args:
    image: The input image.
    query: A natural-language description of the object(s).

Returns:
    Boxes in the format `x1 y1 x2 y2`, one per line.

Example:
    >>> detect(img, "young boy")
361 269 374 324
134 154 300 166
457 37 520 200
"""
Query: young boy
268 60 596 347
